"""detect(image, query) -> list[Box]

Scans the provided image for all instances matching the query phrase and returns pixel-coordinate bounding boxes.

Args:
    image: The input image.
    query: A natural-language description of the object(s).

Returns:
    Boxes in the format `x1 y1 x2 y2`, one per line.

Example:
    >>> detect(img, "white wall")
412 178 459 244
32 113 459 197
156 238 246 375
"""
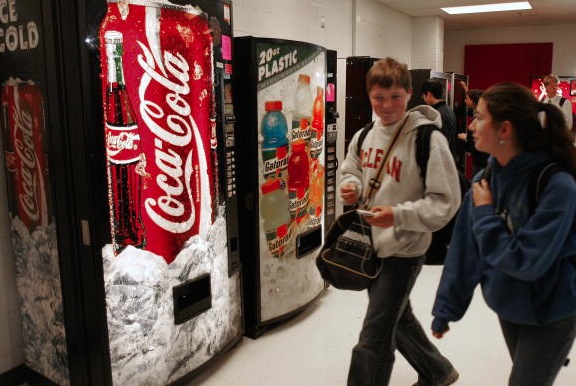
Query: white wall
233 0 353 52
444 24 576 80
412 16 444 71
353 0 412 60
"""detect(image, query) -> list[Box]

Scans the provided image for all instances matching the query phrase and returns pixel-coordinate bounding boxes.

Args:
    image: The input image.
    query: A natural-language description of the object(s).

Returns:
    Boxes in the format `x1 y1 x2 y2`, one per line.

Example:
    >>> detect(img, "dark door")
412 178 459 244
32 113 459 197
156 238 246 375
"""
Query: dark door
344 56 377 152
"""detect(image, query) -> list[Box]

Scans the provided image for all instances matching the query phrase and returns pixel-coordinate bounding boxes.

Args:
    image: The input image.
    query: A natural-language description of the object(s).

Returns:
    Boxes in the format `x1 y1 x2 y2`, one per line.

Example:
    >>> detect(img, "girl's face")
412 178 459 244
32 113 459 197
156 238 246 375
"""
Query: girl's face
368 85 411 126
469 98 500 154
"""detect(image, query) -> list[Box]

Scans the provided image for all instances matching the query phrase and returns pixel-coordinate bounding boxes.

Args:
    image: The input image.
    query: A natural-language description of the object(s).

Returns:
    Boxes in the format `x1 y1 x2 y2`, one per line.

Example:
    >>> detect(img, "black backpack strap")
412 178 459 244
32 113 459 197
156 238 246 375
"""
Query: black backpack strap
539 96 566 106
415 125 436 181
527 162 576 269
355 121 375 158
528 162 565 212
417 124 472 199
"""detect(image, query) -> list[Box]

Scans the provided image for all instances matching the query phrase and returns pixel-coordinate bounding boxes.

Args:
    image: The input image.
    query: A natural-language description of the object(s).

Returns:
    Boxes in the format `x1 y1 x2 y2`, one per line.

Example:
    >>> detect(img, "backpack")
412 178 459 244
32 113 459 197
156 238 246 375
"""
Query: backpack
483 161 576 268
355 122 470 265
527 162 565 212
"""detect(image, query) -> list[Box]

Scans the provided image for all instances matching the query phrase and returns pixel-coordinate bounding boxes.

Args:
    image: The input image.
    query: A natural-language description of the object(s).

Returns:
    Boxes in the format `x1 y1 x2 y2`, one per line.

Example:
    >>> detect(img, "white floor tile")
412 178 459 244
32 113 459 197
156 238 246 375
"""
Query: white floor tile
191 266 576 386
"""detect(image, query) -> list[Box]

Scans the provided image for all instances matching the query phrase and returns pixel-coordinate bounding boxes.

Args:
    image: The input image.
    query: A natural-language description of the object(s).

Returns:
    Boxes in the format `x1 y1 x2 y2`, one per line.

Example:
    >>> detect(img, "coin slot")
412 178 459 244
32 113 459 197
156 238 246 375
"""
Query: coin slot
296 226 322 258
173 274 212 325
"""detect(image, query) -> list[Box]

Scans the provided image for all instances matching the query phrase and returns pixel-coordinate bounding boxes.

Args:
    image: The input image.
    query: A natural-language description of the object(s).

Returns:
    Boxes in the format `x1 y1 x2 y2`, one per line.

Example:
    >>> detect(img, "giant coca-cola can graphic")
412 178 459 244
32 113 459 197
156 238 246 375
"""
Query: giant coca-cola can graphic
1 80 51 232
99 1 216 264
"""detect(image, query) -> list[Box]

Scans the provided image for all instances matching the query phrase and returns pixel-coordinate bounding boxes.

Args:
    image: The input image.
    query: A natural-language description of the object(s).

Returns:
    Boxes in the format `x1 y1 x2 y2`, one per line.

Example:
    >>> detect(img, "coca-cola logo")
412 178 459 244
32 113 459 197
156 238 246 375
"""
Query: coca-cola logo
136 41 197 234
13 106 41 222
106 127 140 160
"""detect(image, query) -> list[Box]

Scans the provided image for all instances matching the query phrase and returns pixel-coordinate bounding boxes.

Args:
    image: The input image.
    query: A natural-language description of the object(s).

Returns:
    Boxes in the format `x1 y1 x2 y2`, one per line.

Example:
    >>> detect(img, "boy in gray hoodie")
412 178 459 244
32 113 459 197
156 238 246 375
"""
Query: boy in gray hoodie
339 57 460 386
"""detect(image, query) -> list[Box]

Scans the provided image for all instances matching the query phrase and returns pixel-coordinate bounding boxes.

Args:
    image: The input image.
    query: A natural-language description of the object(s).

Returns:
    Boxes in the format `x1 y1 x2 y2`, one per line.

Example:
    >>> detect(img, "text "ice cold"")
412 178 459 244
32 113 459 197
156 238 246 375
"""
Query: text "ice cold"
0 0 40 53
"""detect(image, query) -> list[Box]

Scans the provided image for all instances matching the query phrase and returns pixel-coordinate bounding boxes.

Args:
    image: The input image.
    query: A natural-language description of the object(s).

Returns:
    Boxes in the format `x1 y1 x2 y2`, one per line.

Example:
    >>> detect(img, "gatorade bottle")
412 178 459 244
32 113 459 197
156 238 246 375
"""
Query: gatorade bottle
260 178 292 258
261 101 289 179
291 74 313 143
287 140 310 225
307 163 324 229
310 86 324 159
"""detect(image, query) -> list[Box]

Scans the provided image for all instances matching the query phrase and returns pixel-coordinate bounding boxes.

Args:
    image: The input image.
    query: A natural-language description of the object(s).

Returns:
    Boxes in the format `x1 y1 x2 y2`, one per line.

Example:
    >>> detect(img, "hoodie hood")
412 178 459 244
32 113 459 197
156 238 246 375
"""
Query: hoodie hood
486 151 550 178
404 105 442 132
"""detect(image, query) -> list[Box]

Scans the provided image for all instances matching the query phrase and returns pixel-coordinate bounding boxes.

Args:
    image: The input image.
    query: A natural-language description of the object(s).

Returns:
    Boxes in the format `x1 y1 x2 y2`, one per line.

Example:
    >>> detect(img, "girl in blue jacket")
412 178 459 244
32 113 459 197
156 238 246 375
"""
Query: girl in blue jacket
432 82 576 386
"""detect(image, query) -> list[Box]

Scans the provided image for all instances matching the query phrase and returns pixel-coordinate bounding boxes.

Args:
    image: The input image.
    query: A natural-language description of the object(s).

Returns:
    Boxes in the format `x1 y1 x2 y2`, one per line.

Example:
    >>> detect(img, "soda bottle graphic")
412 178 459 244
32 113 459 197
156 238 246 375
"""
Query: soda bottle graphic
0 87 17 218
308 163 324 229
104 30 147 253
291 74 312 143
287 140 310 225
310 86 324 159
260 178 292 258
261 101 289 179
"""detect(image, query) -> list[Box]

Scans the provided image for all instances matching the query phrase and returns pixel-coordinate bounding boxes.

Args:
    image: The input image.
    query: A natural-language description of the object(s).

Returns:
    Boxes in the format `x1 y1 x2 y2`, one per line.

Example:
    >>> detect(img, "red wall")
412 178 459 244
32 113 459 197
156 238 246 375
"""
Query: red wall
464 43 553 90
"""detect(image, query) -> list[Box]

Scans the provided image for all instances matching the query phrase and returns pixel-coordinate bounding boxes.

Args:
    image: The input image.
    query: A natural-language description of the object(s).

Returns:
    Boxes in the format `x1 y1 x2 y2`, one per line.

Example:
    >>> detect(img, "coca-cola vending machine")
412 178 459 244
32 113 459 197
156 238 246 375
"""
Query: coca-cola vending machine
0 0 242 385
96 1 243 385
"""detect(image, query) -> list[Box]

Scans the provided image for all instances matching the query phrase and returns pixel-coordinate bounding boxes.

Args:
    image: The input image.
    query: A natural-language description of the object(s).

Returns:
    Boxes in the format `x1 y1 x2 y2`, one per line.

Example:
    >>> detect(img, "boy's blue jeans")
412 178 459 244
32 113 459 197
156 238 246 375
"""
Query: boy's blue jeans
499 312 576 386
347 256 456 386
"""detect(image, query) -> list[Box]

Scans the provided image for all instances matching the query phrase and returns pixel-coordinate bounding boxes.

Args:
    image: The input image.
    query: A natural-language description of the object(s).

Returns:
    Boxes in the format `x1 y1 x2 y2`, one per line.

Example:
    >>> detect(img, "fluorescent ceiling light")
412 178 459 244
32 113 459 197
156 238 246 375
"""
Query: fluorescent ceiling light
441 2 531 15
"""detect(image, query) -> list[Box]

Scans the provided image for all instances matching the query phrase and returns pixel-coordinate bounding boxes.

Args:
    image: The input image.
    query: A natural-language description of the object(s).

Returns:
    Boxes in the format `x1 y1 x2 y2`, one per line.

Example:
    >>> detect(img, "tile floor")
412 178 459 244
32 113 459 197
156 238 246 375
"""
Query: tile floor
191 266 576 386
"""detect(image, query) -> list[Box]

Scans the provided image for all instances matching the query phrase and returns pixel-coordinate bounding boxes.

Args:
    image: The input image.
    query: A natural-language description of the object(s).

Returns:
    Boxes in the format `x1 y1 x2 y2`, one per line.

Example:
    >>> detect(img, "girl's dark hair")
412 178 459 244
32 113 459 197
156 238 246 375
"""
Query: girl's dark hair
481 82 576 175
366 57 411 93
467 89 483 108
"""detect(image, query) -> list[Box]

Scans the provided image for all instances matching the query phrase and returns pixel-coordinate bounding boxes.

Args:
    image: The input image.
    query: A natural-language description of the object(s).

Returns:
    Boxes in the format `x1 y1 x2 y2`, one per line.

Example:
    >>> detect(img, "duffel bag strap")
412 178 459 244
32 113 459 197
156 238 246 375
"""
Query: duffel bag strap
361 118 407 209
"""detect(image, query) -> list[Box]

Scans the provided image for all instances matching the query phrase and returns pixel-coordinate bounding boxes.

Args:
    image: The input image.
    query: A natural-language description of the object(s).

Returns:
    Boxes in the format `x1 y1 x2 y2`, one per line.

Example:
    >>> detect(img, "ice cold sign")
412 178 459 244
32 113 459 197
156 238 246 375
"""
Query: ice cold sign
0 0 40 53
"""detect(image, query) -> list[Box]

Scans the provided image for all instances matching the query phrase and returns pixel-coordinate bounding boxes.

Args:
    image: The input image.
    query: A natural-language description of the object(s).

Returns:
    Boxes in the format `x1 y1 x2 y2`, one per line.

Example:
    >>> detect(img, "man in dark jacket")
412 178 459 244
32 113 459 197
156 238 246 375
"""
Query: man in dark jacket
421 79 458 163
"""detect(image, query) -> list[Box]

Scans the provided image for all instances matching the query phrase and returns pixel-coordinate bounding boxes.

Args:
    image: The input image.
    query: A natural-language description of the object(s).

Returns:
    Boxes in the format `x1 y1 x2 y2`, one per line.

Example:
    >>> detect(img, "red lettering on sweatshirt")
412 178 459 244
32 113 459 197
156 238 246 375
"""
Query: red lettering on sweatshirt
362 147 403 182
387 156 402 182
361 148 384 168
360 148 370 165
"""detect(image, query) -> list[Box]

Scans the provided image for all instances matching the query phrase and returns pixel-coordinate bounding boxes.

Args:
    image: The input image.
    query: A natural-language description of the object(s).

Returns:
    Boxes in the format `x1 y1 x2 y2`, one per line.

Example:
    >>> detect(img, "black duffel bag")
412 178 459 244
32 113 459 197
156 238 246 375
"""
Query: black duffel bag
316 210 382 291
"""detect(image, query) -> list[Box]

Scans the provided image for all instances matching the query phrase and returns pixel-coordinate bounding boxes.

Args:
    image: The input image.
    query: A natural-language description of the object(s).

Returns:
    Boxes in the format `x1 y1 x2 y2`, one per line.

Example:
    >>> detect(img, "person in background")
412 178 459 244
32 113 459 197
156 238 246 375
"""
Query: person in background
431 82 576 386
457 84 488 177
421 79 458 164
540 73 573 132
339 57 460 386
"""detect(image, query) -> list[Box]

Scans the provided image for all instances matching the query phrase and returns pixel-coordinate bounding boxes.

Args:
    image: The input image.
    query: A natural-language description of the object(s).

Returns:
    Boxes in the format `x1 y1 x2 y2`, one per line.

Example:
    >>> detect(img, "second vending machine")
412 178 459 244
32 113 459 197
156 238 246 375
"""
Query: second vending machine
233 37 327 337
